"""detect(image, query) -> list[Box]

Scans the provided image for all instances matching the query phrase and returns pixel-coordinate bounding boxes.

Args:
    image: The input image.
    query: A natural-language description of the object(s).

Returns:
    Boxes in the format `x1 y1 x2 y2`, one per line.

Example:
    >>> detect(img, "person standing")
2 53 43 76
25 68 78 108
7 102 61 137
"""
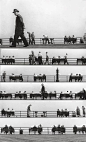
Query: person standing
31 32 35 45
46 52 49 65
27 104 31 117
38 52 42 65
2 71 6 82
27 32 32 45
76 106 80 117
82 106 85 117
41 84 45 100
10 9 28 47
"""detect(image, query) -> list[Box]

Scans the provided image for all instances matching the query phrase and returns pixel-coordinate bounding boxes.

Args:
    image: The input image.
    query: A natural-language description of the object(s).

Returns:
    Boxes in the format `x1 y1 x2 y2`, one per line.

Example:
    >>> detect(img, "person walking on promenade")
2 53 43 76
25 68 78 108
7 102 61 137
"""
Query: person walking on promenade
10 9 28 47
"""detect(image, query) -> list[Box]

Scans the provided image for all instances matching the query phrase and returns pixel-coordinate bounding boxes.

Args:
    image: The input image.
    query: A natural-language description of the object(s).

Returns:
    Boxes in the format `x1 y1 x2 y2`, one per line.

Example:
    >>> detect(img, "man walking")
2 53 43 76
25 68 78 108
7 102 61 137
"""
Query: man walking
10 9 28 47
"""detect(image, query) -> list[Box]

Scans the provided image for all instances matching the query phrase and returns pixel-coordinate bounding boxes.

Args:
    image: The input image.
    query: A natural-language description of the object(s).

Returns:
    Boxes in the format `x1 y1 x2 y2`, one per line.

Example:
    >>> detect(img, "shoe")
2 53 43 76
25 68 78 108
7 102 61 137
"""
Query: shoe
10 45 16 47
23 44 29 47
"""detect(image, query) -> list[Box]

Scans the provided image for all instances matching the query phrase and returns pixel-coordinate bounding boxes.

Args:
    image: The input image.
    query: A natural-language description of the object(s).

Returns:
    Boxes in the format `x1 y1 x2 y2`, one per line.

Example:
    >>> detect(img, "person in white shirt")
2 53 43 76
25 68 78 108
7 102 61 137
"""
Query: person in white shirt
38 52 42 65
43 35 50 44
7 108 10 117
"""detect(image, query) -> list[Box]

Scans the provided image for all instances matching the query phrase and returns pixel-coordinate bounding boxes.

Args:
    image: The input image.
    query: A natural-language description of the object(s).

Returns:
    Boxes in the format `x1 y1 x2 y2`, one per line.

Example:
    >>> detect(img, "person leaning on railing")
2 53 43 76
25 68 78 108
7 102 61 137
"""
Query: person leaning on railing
27 104 31 117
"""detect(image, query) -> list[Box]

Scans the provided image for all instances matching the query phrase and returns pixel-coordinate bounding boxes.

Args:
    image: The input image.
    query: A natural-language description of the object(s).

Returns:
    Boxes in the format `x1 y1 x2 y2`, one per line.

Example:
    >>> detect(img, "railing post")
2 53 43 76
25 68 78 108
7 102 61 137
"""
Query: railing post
33 111 34 117
47 128 49 134
20 111 21 117
54 75 55 82
56 68 59 82
27 75 28 82
40 38 41 44
24 58 25 65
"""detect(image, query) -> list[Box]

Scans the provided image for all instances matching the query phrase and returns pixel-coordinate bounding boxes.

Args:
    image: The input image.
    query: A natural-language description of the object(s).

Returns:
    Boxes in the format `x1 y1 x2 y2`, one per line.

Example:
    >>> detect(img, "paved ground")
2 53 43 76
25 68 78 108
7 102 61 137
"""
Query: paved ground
0 134 86 142
0 44 86 49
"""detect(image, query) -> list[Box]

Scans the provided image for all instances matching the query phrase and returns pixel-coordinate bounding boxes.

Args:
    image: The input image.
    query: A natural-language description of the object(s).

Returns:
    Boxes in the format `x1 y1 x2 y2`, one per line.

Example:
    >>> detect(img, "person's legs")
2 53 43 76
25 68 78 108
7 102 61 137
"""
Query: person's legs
12 32 19 47
20 32 28 46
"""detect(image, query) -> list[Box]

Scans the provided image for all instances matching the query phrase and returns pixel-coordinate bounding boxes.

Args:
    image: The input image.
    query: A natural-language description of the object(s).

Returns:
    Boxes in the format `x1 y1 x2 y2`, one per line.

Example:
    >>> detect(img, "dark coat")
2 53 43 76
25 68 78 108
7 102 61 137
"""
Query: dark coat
15 14 24 31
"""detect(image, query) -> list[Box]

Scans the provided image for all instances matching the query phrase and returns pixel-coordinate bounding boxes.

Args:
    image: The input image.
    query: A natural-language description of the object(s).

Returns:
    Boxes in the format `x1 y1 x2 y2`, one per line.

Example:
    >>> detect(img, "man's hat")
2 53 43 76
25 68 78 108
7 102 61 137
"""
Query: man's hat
13 9 19 13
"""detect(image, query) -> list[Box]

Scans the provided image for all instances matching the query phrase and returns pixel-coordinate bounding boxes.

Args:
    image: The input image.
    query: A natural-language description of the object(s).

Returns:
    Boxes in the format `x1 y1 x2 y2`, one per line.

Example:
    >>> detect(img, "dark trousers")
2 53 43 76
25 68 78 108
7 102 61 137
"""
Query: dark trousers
38 56 42 65
12 30 28 46
32 38 35 45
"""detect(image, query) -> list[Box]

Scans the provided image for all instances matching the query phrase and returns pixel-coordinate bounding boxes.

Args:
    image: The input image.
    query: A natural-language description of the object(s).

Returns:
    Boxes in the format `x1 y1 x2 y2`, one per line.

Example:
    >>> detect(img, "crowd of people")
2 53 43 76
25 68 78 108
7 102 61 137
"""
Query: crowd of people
29 51 49 65
2 56 15 64
1 105 85 118
1 108 15 117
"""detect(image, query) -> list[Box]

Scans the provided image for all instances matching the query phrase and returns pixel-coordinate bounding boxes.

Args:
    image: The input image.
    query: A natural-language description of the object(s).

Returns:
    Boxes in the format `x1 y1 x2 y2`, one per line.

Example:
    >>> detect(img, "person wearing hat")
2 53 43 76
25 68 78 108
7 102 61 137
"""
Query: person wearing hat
10 9 28 47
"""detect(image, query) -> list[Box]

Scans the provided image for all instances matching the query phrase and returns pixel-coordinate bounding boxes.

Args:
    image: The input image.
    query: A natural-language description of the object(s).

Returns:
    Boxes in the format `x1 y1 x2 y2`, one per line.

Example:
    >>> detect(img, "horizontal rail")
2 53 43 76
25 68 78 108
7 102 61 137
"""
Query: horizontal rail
0 92 85 100
0 110 85 118
0 75 86 82
0 126 86 135
0 37 83 46
1 58 86 65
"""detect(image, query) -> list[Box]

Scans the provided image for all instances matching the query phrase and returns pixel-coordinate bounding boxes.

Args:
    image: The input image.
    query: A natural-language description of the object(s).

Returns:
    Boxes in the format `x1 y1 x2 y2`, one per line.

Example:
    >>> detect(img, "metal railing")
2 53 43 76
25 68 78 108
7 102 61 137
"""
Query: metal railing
0 92 85 100
0 126 86 135
0 58 86 65
0 37 82 45
0 75 86 82
0 110 84 118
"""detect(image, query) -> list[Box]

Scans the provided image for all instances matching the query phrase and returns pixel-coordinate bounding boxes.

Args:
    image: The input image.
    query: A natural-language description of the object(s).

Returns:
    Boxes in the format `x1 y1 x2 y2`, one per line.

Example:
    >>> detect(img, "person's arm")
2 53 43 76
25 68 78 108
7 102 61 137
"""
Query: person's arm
18 15 25 29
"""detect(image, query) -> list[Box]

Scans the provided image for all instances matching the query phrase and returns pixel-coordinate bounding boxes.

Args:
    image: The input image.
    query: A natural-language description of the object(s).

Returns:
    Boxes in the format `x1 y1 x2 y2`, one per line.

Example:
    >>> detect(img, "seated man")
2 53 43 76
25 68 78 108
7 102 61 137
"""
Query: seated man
69 91 73 96
80 37 84 43
43 35 50 44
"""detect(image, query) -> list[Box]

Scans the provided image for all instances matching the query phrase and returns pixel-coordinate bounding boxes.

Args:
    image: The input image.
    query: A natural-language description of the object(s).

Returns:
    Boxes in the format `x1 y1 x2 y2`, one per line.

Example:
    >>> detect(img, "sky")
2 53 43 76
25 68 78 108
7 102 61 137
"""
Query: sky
1 83 86 93
0 118 86 128
0 0 86 38
1 49 86 58
1 66 86 75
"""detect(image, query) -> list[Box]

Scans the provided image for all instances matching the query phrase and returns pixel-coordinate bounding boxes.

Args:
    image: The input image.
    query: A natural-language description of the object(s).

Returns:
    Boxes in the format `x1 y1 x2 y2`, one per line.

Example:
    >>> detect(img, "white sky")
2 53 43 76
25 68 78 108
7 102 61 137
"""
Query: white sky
1 66 86 75
0 100 85 113
1 49 86 58
0 0 86 38
0 118 86 128
1 83 86 93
